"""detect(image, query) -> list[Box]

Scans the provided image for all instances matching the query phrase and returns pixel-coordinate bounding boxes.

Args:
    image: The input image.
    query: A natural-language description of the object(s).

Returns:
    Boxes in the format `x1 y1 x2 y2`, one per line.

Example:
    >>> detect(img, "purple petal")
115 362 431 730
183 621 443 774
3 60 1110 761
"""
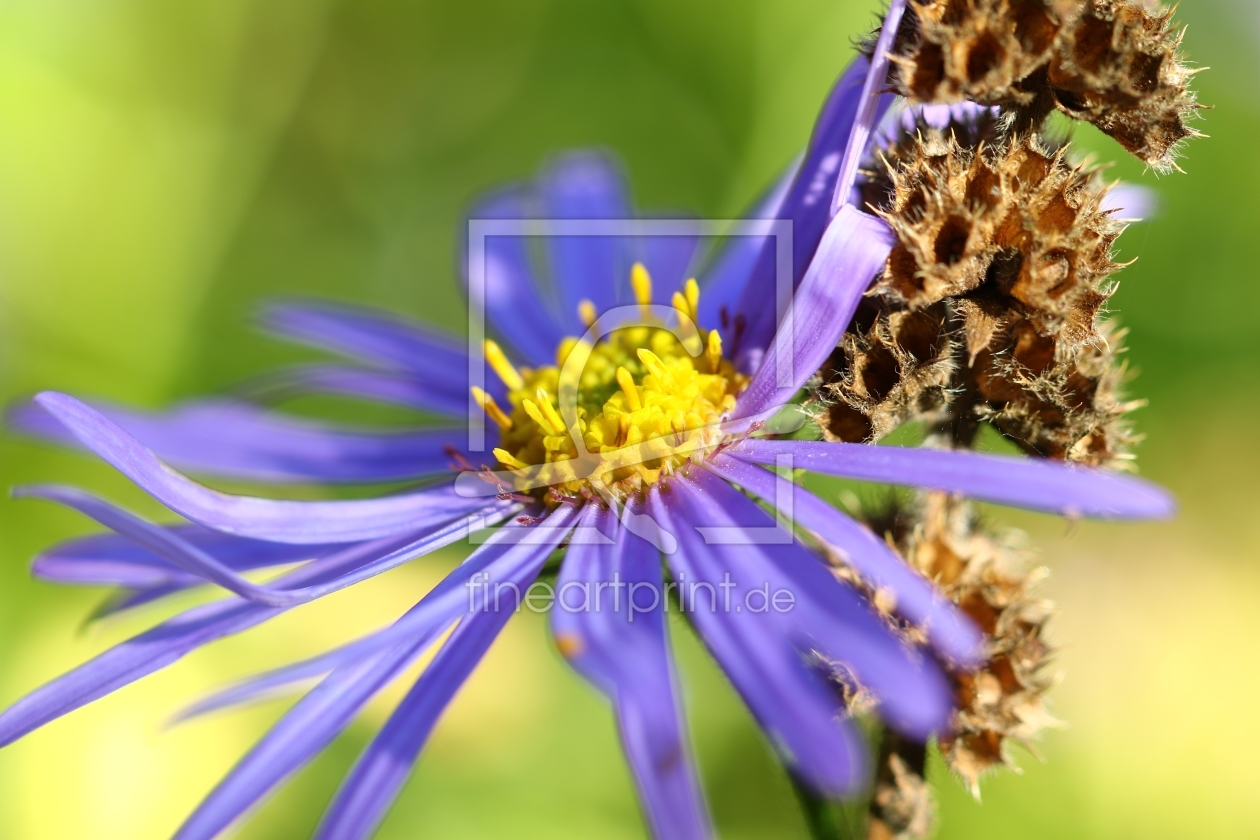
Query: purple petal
260 299 468 381
32 392 495 543
1102 183 1156 221
0 503 522 748
696 159 798 331
732 439 1176 520
178 504 581 726
829 0 908 217
237 364 470 418
731 56 896 356
637 225 701 302
552 504 713 840
173 641 428 840
19 486 325 606
679 470 952 740
463 187 570 366
541 151 633 319
707 453 982 666
32 526 334 588
646 483 867 796
174 506 578 840
14 397 464 484
313 508 575 840
732 206 895 421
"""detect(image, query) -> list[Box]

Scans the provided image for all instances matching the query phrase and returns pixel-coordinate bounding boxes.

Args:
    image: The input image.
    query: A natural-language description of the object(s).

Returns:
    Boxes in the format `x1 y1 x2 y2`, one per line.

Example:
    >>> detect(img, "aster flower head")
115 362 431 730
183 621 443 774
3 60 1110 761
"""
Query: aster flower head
4 6 1173 839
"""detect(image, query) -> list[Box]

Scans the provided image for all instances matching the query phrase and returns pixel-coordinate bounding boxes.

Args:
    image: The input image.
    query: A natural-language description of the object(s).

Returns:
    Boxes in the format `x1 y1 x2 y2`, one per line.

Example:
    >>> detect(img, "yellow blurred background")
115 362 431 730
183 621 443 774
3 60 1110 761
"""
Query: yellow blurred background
0 0 1256 837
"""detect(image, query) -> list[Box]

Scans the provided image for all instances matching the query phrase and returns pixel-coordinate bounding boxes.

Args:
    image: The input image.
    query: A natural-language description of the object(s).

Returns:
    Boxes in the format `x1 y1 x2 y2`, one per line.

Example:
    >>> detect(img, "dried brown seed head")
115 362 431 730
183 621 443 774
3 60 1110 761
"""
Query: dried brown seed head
884 0 1202 169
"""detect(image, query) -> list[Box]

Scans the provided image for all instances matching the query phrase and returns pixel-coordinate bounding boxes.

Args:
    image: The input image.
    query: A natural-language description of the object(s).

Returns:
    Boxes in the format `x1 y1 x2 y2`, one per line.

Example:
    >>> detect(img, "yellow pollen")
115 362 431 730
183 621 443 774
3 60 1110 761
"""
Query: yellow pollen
616 366 642 411
578 299 597 328
484 340 523 391
487 267 749 504
472 386 511 430
631 262 653 310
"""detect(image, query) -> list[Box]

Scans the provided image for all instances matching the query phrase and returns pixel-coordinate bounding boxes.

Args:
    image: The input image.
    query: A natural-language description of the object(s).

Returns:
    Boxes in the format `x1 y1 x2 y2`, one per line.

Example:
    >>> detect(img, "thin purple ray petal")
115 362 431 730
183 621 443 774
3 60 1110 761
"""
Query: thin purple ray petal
32 392 496 544
732 56 897 356
236 364 470 418
647 483 868 796
552 504 713 840
0 502 522 748
463 187 569 366
696 159 798 332
829 0 909 217
731 439 1176 520
14 398 464 484
678 470 952 740
32 526 336 588
175 505 578 840
733 206 895 421
541 151 633 319
706 453 983 666
260 299 469 380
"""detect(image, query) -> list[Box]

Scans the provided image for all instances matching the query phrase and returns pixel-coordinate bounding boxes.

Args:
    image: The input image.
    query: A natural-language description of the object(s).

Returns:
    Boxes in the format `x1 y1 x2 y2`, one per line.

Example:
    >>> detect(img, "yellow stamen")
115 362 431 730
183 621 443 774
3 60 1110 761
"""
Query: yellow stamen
671 291 691 321
493 448 531 471
631 262 653 312
484 340 523 391
522 399 557 435
684 278 701 320
706 329 723 373
637 348 674 388
616 366 642 411
535 388 567 434
578 299 597 328
471 386 511 430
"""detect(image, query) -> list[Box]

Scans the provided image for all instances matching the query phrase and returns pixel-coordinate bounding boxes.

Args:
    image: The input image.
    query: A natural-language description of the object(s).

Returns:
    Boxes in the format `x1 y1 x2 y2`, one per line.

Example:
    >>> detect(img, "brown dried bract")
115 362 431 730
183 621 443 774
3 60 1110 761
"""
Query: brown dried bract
886 0 1202 169
900 493 1061 796
873 131 1123 338
823 124 1137 465
867 739 936 840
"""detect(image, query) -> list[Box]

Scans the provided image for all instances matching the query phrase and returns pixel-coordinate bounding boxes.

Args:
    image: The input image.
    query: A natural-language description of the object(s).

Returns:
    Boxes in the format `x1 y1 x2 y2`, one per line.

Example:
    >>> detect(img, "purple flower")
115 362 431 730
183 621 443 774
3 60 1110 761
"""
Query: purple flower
3 6 1171 838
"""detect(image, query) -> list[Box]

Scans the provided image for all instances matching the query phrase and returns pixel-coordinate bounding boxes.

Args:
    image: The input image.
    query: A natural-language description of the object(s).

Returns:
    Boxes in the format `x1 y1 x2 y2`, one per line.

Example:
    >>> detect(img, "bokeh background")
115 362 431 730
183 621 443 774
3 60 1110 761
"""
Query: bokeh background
0 0 1256 837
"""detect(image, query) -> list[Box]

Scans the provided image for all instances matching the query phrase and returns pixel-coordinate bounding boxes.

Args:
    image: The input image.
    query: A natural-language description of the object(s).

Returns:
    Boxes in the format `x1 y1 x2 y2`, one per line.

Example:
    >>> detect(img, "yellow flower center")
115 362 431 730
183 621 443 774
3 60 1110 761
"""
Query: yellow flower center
472 264 749 505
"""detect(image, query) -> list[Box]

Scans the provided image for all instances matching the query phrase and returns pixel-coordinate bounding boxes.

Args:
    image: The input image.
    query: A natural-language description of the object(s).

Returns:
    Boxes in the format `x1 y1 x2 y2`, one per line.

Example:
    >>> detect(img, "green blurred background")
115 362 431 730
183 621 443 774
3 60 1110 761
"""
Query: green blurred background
0 0 1256 837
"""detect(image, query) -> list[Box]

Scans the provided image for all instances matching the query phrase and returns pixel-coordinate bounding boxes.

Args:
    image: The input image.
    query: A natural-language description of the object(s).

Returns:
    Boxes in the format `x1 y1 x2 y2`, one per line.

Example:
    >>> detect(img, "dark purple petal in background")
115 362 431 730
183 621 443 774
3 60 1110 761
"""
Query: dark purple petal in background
463 186 571 366
540 151 634 320
12 397 464 484
236 363 470 418
260 299 469 380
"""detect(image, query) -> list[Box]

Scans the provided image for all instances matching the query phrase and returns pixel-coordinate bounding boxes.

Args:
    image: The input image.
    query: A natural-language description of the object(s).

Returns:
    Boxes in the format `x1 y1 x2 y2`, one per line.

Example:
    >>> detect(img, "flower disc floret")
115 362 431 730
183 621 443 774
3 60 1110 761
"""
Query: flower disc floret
477 269 748 503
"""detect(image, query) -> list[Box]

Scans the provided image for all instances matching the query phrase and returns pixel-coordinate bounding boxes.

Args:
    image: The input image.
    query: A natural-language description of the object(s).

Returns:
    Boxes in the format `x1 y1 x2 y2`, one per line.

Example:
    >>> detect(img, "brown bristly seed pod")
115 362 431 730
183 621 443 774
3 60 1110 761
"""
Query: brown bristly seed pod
884 0 1204 170
872 493 1061 807
820 119 1140 466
